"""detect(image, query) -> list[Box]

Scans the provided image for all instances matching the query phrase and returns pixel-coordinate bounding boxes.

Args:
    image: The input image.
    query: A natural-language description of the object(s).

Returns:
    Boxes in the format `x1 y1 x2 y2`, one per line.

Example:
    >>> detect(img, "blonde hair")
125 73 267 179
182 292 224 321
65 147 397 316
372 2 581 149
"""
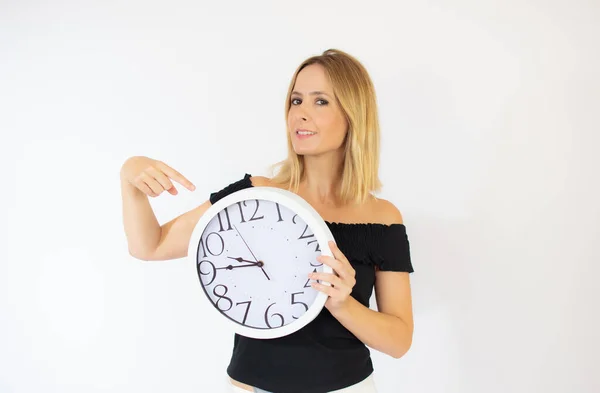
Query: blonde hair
270 49 383 205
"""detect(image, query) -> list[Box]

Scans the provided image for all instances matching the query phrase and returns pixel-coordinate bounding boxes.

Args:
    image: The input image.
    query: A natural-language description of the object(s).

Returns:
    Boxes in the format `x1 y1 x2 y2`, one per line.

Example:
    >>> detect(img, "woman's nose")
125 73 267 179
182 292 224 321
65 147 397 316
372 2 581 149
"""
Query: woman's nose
292 112 308 122
297 108 309 121
291 103 310 121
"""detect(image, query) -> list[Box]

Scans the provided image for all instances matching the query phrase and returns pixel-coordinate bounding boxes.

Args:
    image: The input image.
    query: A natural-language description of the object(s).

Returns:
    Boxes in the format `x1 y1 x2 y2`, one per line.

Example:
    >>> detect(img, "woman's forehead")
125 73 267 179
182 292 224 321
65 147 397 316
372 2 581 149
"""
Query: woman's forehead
294 64 332 91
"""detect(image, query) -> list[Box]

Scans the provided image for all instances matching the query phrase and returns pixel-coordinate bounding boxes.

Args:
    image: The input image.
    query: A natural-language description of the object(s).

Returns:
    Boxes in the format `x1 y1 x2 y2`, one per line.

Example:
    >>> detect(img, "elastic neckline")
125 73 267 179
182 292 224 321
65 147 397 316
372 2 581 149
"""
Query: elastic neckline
325 220 405 228
245 174 405 228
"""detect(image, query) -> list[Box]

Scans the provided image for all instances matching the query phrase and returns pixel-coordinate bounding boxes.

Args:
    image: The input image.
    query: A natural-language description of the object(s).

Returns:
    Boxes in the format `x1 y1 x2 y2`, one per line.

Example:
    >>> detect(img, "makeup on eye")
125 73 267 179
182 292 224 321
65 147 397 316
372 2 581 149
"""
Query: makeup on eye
291 98 329 105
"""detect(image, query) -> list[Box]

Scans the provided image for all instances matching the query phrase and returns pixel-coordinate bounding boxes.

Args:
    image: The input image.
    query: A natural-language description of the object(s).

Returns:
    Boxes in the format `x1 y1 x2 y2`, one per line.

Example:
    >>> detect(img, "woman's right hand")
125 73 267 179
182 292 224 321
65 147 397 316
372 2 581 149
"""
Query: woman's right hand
120 156 196 197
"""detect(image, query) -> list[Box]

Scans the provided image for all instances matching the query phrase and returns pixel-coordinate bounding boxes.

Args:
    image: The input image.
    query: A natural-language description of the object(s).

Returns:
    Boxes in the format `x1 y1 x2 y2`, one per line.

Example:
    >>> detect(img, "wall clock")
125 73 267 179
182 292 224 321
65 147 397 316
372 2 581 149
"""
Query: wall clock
188 186 335 339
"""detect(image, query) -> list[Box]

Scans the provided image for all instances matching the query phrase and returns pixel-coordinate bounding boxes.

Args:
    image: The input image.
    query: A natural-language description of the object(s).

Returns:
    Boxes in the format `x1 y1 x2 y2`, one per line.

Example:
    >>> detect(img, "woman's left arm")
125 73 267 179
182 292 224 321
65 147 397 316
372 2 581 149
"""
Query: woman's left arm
309 202 413 359
336 270 413 359
311 243 413 359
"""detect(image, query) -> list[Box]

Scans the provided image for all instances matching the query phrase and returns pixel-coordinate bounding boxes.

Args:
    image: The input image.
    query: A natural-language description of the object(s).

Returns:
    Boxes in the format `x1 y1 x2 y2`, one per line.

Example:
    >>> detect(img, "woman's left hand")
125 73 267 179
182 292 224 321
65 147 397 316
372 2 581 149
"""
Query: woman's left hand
309 241 356 314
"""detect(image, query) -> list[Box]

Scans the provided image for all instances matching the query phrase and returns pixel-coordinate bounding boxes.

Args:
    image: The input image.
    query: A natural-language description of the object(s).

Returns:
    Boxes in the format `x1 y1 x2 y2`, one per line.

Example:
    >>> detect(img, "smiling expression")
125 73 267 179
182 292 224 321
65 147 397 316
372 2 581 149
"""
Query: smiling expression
287 64 349 157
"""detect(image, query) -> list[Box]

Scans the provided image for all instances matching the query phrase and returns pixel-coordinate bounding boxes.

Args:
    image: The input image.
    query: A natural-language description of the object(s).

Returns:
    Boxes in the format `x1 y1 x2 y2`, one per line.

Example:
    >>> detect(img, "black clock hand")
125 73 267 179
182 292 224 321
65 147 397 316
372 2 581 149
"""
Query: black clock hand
228 255 271 278
258 265 270 280
216 262 264 271
233 225 270 280
228 256 257 264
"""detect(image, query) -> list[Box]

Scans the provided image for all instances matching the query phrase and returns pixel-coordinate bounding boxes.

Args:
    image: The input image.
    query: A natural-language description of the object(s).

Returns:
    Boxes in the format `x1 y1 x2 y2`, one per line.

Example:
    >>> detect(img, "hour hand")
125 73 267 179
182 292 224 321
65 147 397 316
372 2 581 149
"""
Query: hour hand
228 256 257 264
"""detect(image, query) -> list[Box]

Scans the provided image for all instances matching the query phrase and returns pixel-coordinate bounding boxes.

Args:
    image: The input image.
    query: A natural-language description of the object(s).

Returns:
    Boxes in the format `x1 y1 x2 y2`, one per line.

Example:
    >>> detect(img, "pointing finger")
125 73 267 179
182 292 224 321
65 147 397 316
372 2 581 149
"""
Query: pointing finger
147 166 178 195
157 161 196 191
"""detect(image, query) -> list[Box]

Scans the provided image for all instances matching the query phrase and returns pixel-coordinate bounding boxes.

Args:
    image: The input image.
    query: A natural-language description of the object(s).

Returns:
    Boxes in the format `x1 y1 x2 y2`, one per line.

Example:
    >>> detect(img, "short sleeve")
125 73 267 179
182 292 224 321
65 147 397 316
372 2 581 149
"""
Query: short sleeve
378 224 414 272
209 173 253 204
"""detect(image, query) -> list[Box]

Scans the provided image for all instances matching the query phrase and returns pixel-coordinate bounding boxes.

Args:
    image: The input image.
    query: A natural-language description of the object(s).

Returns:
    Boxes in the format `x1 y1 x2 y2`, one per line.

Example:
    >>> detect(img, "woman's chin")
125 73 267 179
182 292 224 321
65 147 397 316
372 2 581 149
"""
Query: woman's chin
292 146 316 156
293 145 343 158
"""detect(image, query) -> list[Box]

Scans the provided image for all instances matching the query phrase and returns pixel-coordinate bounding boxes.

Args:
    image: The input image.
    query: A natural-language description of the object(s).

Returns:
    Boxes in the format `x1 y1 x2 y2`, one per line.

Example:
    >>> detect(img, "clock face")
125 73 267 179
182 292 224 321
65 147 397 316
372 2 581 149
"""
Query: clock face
195 198 326 331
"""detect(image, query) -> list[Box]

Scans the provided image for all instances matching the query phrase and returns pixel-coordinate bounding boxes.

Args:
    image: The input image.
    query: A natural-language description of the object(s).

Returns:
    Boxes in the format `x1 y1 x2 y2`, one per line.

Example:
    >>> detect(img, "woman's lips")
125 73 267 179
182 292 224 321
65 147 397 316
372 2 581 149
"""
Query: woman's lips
295 129 317 139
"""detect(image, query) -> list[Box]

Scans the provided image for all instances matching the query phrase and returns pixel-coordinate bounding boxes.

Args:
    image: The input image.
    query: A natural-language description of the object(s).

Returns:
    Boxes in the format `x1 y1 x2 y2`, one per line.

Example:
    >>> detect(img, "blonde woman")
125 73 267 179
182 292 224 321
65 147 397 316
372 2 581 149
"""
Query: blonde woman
120 49 414 393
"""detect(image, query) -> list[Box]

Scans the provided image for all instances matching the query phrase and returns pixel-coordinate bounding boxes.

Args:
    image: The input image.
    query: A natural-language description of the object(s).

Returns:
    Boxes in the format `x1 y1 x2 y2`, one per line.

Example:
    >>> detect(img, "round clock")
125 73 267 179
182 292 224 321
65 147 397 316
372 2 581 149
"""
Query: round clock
188 186 335 339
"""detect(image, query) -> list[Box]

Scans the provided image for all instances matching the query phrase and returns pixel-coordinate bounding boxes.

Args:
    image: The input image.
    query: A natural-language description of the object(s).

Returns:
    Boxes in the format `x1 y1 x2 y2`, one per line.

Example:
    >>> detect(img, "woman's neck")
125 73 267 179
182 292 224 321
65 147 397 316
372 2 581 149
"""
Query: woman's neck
299 151 344 206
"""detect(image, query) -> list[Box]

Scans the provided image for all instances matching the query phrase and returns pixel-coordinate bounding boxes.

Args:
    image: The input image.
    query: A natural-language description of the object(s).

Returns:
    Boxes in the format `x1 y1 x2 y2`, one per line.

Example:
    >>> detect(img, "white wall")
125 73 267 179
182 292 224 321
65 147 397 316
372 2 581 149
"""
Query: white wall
1 1 598 392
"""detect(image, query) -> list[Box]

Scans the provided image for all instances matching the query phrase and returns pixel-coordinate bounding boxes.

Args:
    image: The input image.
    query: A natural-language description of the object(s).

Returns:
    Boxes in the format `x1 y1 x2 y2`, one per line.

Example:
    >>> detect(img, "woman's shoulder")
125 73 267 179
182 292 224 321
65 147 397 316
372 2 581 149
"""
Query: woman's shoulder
365 195 404 226
248 175 272 187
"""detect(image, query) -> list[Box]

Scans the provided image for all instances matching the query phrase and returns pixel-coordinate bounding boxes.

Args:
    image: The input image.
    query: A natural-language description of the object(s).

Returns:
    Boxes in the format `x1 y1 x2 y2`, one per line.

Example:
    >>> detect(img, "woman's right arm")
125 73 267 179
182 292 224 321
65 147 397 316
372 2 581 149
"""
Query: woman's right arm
120 156 209 261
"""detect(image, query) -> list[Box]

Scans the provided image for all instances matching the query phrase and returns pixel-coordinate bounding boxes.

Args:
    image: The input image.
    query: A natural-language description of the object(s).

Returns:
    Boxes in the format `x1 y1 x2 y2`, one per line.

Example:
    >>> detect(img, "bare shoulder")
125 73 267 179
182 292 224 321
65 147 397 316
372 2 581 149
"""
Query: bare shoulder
249 175 272 187
367 196 404 225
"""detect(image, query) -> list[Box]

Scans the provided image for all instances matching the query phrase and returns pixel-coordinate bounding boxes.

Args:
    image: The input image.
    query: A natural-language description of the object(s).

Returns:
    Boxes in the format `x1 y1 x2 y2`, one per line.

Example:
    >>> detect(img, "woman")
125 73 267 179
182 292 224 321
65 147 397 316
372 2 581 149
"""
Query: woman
120 49 414 393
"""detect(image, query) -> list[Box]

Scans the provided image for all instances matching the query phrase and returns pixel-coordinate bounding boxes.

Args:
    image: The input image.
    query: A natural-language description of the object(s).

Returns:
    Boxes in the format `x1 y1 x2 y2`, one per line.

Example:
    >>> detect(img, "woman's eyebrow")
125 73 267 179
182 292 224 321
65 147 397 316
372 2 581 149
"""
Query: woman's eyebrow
291 91 331 97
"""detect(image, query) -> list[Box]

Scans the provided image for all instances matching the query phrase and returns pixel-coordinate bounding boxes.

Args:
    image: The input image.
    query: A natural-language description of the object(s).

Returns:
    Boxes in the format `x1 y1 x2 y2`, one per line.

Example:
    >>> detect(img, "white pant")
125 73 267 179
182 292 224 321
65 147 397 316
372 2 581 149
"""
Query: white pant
229 374 378 393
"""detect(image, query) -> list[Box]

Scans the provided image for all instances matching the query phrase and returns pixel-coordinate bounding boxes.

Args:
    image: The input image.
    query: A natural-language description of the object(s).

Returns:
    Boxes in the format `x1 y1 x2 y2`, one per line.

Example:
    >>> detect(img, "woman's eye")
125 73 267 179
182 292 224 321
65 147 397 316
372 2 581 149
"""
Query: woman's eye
291 98 328 105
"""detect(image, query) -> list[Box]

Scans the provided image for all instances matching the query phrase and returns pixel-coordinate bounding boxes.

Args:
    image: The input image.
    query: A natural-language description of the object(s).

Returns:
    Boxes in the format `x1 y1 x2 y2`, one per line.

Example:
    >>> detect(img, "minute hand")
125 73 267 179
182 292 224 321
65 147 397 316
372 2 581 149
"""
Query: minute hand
216 262 263 271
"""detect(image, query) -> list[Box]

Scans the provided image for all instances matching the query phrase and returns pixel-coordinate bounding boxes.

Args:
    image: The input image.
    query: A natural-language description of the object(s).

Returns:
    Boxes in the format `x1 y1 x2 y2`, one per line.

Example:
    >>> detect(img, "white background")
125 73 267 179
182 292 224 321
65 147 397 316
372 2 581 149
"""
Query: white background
1 1 598 392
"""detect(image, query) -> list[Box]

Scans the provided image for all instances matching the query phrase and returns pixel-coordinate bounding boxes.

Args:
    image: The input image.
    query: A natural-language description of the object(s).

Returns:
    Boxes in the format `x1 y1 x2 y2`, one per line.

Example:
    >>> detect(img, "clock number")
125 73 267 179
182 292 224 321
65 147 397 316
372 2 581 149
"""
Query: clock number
236 202 247 223
275 203 284 222
213 284 233 312
298 224 321 251
236 300 252 325
217 208 233 232
248 199 264 221
292 216 321 251
199 232 224 258
298 224 314 240
197 260 217 286
304 268 320 288
235 200 264 224
291 216 322 252
198 236 207 258
291 292 308 319
310 257 323 267
264 302 285 328
308 239 321 252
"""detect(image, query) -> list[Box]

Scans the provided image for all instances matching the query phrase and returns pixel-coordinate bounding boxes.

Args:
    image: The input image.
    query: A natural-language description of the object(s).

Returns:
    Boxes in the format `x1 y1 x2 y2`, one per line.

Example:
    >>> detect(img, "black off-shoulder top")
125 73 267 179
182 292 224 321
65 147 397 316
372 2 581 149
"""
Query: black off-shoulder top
209 174 414 393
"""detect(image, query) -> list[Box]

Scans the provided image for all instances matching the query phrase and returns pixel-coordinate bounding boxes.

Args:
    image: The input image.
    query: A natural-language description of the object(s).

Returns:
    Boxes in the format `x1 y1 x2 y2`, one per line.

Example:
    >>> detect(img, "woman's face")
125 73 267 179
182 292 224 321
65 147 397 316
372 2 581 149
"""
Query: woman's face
287 64 348 157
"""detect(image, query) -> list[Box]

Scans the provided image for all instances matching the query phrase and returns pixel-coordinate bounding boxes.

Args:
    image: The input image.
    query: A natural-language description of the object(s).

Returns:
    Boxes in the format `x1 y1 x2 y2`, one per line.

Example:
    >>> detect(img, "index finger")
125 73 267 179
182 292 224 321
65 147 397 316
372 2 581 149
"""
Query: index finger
157 161 196 191
328 241 347 261
328 241 352 268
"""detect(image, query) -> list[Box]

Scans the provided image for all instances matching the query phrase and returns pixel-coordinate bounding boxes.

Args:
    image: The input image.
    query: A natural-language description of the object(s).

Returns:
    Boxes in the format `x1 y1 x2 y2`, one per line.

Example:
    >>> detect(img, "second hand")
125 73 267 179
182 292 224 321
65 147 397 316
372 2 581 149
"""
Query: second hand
233 225 270 280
